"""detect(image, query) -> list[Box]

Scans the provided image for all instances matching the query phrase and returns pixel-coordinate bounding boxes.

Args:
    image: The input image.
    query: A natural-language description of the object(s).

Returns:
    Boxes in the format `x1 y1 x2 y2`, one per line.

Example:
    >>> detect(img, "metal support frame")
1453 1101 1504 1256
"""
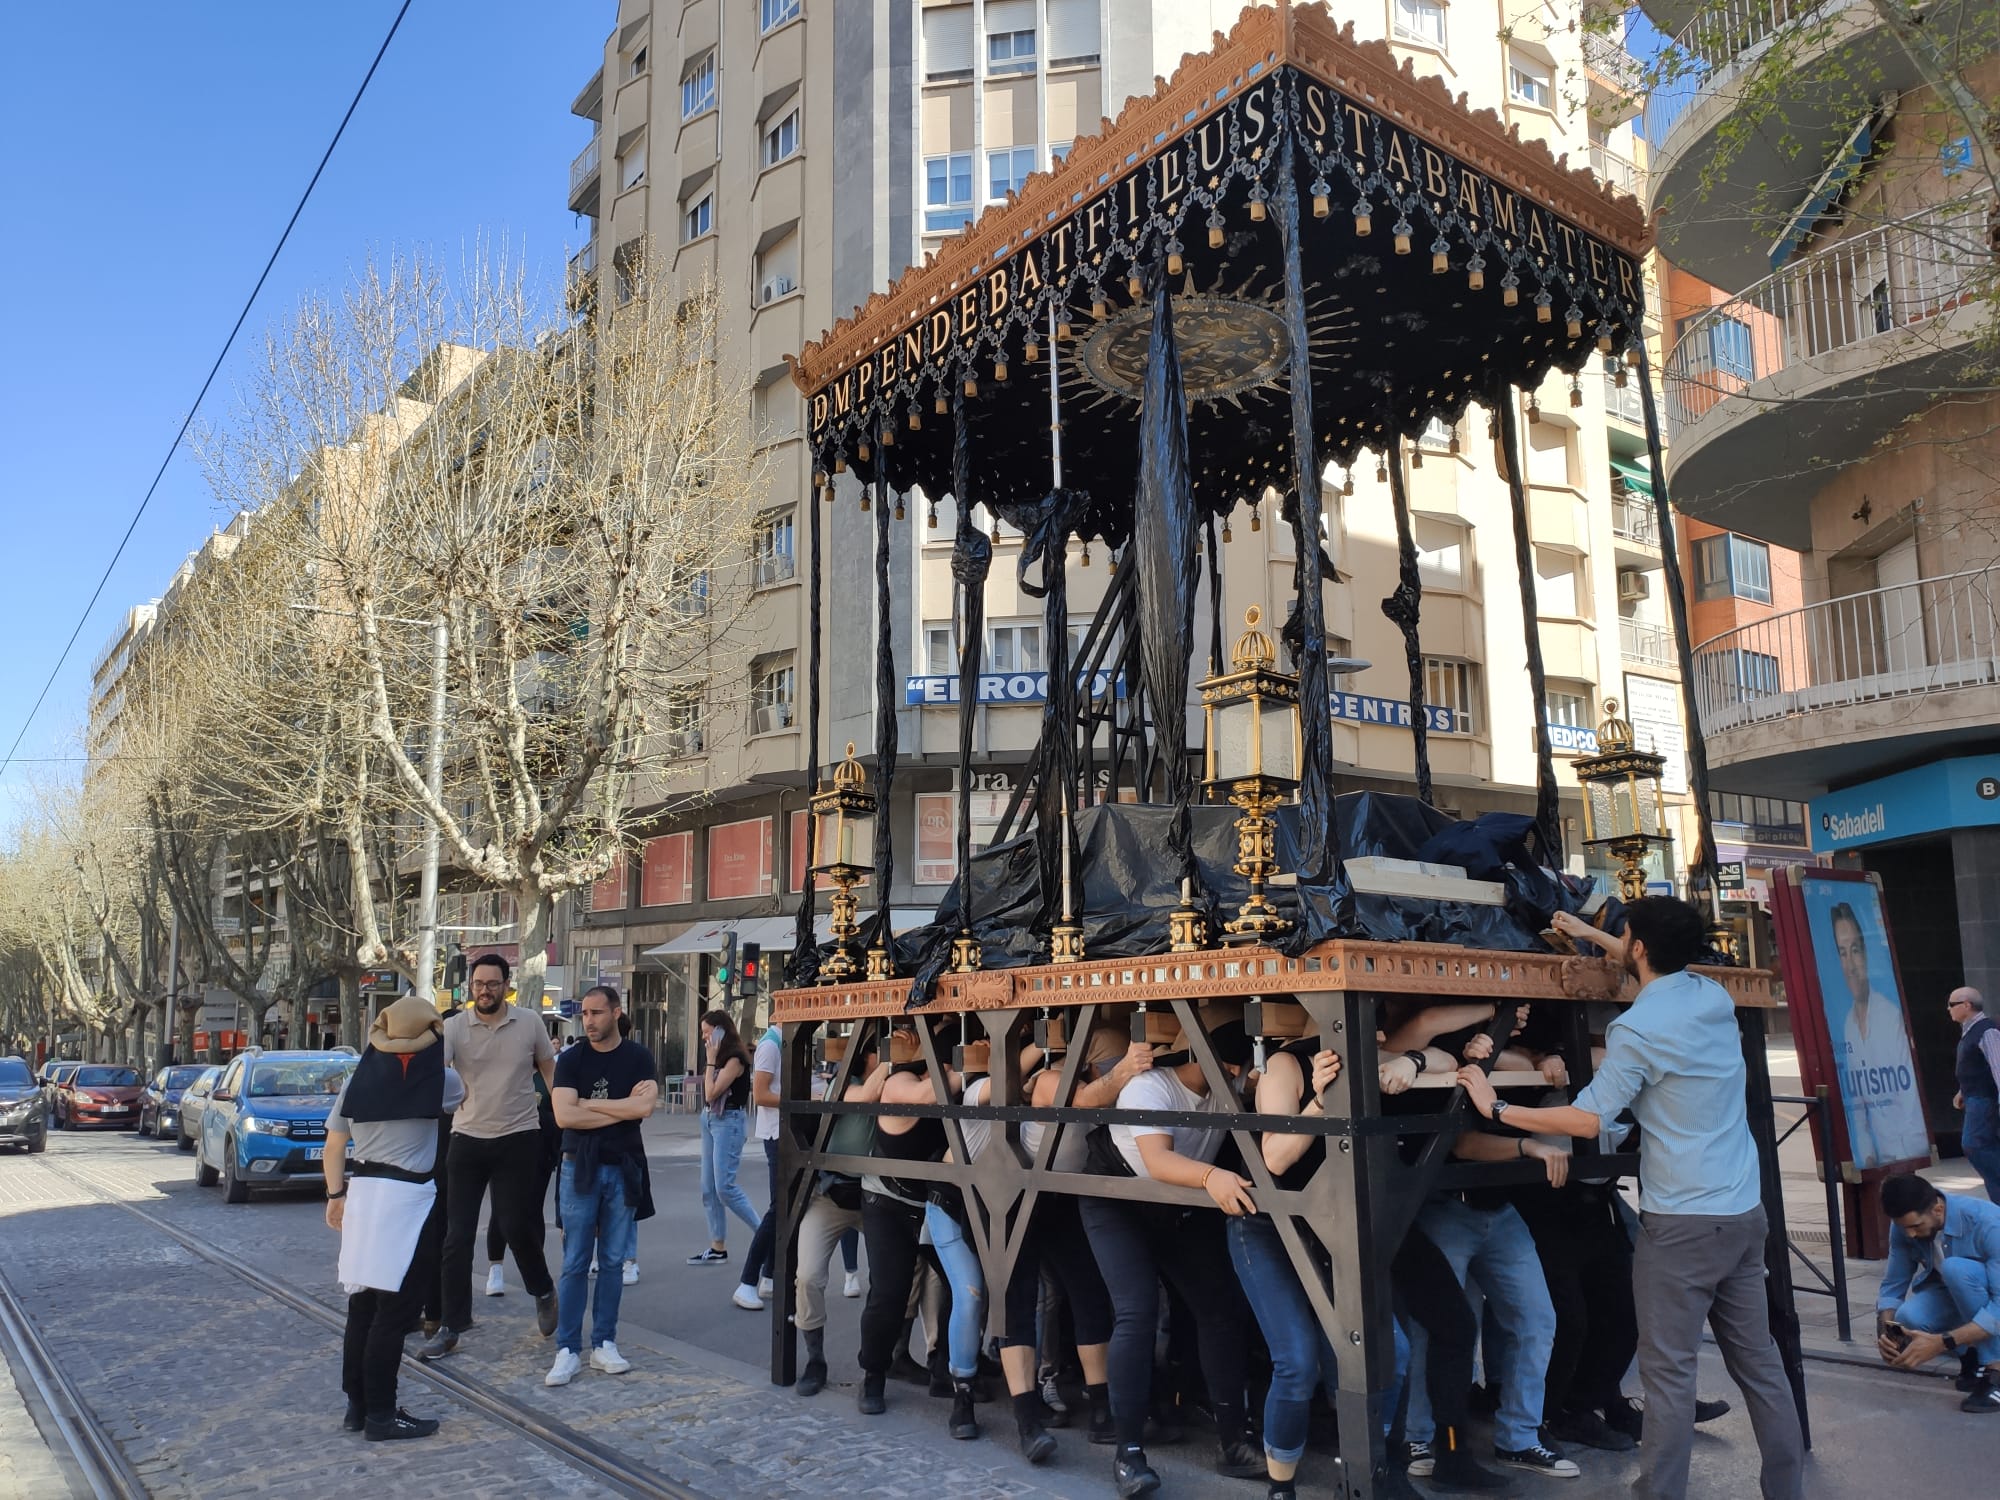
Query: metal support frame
1771 1088 1851 1345
769 961 1789 1498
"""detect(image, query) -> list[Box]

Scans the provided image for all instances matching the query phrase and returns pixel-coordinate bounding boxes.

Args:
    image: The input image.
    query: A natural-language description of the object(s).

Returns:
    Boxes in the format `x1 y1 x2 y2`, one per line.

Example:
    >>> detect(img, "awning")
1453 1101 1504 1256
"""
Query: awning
1610 457 1654 498
1767 104 1890 270
644 909 936 957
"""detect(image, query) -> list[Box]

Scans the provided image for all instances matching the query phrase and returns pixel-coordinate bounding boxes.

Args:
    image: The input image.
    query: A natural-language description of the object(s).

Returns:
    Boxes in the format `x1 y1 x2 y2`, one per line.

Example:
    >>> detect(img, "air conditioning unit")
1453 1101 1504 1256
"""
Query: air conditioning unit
1618 569 1650 602
761 275 795 303
752 704 795 735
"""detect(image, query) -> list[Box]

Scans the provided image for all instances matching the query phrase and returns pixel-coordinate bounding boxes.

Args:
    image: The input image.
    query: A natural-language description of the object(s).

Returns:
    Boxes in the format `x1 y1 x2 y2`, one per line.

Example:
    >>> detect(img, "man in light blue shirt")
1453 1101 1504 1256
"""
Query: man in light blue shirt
1874 1172 2000 1413
1458 896 1804 1500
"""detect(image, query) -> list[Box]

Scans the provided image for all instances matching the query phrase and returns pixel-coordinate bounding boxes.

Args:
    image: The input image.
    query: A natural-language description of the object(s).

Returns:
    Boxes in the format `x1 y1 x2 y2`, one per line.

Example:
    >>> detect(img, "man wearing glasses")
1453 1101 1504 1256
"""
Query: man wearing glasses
420 953 560 1359
1949 988 2000 1202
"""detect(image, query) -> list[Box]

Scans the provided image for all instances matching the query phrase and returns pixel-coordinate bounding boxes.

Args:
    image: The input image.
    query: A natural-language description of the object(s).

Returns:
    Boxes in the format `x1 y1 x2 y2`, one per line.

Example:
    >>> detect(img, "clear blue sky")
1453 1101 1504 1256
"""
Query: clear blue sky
0 1 606 827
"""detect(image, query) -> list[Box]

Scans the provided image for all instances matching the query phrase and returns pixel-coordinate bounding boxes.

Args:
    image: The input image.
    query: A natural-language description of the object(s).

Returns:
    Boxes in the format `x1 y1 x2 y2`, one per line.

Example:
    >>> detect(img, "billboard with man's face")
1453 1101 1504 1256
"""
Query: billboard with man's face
1796 874 1930 1170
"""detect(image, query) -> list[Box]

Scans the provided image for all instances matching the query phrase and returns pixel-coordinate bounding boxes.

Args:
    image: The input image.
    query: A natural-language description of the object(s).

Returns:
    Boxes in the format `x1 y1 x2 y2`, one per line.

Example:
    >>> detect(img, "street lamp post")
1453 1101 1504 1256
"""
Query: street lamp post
1573 699 1670 902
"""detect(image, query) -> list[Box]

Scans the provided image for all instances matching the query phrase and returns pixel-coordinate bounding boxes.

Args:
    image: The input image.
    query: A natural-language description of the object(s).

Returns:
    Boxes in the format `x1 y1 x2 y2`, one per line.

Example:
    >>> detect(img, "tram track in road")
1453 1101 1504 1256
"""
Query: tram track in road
32 1155 710 1500
0 1255 149 1500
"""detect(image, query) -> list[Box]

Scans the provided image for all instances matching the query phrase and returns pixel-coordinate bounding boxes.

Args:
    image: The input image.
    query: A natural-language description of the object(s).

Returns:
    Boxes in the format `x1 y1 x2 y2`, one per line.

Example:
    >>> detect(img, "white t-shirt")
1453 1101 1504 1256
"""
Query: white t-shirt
1112 1068 1227 1177
961 1075 995 1161
1838 994 1930 1168
1021 1067 1089 1173
752 1034 782 1141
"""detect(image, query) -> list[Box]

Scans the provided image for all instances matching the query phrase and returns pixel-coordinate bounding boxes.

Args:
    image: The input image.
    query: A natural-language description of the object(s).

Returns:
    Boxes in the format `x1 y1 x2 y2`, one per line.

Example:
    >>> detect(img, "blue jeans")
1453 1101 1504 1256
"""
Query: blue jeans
1228 1214 1409 1464
1887 1256 2000 1367
1405 1197 1557 1452
699 1108 759 1244
556 1157 636 1354
743 1138 780 1287
1961 1096 2000 1204
924 1201 986 1378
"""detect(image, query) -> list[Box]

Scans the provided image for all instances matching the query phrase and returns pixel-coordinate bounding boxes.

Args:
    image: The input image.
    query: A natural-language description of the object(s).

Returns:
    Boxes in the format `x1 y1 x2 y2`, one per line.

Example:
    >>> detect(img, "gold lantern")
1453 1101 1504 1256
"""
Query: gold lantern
1201 607 1303 938
1572 700 1669 902
810 743 878 982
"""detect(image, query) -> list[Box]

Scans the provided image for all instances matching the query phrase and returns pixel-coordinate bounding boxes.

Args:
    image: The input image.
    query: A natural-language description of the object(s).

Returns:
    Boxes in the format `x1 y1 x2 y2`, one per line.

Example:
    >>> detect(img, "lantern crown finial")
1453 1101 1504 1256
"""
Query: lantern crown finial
1595 698 1635 753
1232 605 1277 671
832 741 867 791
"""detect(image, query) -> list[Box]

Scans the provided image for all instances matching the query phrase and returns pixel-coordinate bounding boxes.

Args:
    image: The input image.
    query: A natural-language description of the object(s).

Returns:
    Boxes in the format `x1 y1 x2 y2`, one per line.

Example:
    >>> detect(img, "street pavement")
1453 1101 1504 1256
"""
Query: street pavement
0 1113 1993 1499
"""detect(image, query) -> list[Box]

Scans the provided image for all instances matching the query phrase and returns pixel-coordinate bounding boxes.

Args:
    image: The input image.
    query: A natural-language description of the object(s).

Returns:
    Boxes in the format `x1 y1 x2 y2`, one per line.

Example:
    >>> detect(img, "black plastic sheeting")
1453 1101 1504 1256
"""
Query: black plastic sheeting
880 795 1632 1006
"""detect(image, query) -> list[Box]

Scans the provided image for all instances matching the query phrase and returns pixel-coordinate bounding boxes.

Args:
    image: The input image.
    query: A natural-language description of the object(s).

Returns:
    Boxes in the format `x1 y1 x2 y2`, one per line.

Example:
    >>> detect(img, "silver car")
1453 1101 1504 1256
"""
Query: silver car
174 1066 223 1152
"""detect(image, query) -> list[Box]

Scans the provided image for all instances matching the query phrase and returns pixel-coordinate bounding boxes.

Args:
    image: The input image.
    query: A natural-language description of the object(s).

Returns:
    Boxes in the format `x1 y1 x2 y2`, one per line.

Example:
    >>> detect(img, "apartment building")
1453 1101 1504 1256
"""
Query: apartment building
566 1 1693 1071
1643 0 1997 1108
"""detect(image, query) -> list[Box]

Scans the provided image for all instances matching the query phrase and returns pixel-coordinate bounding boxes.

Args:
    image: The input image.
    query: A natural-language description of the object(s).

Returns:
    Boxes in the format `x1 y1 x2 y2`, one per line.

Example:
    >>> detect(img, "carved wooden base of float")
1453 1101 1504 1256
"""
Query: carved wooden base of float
773 937 1777 1023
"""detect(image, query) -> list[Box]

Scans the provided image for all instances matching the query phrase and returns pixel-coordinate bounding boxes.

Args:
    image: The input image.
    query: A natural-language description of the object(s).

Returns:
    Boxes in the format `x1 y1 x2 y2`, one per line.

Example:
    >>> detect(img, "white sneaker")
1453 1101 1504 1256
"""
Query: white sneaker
621 1260 639 1286
732 1282 765 1311
843 1270 863 1298
484 1265 506 1296
757 1276 774 1298
544 1348 582 1386
588 1261 597 1277
590 1341 632 1375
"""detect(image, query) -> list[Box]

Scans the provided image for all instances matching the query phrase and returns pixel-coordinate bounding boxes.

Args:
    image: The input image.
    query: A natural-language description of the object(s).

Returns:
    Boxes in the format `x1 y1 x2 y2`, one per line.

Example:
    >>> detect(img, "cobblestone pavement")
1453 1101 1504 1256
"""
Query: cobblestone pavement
6 1129 1997 1500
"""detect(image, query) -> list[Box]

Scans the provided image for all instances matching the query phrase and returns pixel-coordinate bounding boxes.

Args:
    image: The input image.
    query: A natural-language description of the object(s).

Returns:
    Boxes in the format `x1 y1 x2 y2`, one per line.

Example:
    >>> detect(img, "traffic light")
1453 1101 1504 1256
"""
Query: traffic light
715 932 738 995
444 947 467 993
737 941 761 999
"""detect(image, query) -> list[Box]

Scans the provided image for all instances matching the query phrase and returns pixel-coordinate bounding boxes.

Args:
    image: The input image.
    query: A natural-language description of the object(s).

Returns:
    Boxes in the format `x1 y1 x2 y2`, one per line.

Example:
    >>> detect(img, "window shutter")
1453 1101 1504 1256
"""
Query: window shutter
923 4 974 78
1047 0 1098 62
985 0 1037 36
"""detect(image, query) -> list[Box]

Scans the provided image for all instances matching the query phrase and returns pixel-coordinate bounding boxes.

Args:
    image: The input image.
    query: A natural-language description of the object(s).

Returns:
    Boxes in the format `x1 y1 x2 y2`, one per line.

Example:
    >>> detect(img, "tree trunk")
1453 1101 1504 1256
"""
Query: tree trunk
155 998 175 1069
515 885 551 1011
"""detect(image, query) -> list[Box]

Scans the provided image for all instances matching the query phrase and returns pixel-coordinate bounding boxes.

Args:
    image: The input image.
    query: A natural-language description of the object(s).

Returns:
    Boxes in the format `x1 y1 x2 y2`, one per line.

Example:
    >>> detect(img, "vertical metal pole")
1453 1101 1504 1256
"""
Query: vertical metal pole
414 611 449 1002
1816 1085 1851 1342
1738 1006 1811 1449
160 907 179 1071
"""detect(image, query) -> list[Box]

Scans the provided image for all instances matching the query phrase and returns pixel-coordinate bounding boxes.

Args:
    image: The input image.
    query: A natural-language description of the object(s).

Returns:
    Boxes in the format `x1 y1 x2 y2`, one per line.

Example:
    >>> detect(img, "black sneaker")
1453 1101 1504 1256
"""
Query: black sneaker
1216 1438 1264 1478
535 1292 558 1337
1495 1442 1580 1477
1017 1415 1057 1464
1955 1350 1982 1392
1602 1399 1643 1441
415 1327 459 1361
686 1247 729 1265
1404 1440 1434 1477
858 1372 886 1415
1546 1410 1634 1452
365 1409 440 1442
1694 1398 1731 1424
949 1380 980 1441
341 1401 365 1434
1964 1372 2000 1414
888 1348 930 1386
1114 1446 1162 1498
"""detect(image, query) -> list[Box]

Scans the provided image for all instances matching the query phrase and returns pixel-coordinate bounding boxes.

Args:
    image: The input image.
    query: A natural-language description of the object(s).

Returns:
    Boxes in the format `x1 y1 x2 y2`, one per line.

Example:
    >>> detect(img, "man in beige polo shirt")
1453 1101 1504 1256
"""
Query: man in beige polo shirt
418 953 559 1359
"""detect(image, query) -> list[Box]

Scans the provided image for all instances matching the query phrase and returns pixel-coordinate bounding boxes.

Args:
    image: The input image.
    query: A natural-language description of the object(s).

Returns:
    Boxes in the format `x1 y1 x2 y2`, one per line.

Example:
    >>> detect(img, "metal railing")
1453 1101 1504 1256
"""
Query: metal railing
1620 617 1677 667
1642 0 1841 145
1612 491 1659 546
1582 31 1645 94
1692 564 2000 733
1604 368 1645 424
569 136 601 197
1662 197 1992 444
1773 1089 1852 1342
1588 142 1645 197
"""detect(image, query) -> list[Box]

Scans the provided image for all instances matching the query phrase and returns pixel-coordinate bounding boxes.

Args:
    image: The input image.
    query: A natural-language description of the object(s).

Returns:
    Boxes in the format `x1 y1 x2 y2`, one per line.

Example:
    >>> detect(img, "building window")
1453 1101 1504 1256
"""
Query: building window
1424 658 1480 734
1413 515 1466 592
914 792 957 884
753 510 796 587
1709 792 1808 846
1047 0 1099 67
1533 546 1583 618
988 28 1037 74
750 658 796 734
760 0 802 34
1393 0 1447 50
618 140 646 191
627 45 648 80
988 146 1036 202
1693 533 1773 604
1418 415 1455 449
924 623 957 675
987 620 1043 673
761 108 800 169
591 857 628 913
756 230 799 304
925 153 974 233
1508 57 1553 110
1050 141 1073 165
681 56 715 119
1545 685 1590 727
1707 316 1754 381
640 832 695 906
923 2 974 81
1700 648 1782 707
681 192 712 243
662 688 704 756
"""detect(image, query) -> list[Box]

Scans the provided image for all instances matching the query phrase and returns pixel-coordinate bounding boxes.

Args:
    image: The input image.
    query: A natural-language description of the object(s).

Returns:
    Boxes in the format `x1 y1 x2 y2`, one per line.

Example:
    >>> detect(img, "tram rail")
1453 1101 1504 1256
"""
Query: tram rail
0 1253 149 1500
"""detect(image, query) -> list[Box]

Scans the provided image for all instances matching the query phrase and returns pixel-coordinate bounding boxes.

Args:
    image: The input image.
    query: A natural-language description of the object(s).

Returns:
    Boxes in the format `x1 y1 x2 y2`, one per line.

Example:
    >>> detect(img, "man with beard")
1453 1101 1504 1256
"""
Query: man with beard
1456 896 1804 1500
421 954 560 1358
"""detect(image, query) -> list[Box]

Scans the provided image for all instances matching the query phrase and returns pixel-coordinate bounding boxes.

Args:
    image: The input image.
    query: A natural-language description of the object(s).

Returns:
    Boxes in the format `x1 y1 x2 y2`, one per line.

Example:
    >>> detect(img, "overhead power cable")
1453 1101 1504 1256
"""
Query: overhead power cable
0 0 414 784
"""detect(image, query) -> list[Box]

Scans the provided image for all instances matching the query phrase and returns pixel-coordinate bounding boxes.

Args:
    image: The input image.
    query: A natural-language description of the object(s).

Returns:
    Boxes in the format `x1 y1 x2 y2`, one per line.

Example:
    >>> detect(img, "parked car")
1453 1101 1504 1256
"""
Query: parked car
60 1064 144 1129
194 1050 357 1203
138 1065 211 1139
0 1056 48 1153
39 1061 79 1124
174 1066 222 1152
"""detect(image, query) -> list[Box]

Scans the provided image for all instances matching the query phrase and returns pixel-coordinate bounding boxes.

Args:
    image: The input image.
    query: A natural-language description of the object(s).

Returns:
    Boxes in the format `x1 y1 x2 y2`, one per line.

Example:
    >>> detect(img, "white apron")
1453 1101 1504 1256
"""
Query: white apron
337 1176 436 1294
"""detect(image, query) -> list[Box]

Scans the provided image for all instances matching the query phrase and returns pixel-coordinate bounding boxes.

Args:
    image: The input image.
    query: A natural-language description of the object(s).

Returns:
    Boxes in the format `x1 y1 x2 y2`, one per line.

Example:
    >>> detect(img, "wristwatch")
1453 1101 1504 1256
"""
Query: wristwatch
1490 1099 1510 1126
1403 1049 1429 1074
1943 1332 1959 1352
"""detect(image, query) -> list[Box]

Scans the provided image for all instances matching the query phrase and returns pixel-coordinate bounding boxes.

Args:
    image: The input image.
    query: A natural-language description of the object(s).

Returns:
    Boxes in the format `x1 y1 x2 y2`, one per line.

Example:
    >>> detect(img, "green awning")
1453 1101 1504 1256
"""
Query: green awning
1611 457 1654 498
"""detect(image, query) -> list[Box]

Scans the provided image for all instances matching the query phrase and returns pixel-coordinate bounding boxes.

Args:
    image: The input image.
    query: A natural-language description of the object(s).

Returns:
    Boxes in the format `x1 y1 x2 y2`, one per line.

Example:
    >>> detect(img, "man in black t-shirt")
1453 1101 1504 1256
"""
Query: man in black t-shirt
544 984 657 1386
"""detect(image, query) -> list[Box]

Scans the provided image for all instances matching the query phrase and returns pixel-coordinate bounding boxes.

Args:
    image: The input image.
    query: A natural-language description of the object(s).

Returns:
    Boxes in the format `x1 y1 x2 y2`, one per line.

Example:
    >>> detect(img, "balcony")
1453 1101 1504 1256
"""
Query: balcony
566 240 598 314
1612 491 1660 548
1588 143 1645 200
1641 0 1977 288
1582 31 1644 98
1660 197 1991 549
569 136 601 216
1603 367 1644 425
1690 565 2000 796
1620 617 1678 669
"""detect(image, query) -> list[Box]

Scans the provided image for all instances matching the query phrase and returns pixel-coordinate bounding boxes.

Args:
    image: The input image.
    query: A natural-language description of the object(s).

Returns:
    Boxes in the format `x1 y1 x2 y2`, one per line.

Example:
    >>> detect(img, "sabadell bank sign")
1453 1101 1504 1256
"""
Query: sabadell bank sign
1809 754 2000 853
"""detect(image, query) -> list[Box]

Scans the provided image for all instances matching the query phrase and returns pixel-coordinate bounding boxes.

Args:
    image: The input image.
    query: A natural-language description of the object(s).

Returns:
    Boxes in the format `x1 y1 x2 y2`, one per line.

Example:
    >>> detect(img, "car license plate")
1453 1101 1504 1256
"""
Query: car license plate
305 1146 324 1161
105 1105 128 1113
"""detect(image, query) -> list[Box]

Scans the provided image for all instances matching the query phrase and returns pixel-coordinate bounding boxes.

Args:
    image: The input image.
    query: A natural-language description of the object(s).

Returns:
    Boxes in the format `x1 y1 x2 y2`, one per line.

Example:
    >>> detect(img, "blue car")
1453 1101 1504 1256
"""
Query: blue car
194 1049 357 1204
139 1064 211 1140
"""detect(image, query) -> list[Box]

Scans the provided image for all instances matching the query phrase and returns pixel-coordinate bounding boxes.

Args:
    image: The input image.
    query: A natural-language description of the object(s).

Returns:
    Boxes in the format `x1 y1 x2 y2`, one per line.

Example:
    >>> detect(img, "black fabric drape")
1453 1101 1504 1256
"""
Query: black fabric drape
1015 487 1091 938
873 429 898 932
1273 129 1337 882
1131 261 1200 886
1382 442 1434 807
950 390 992 942
1635 347 1723 918
1495 386 1564 866
789 470 826 985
